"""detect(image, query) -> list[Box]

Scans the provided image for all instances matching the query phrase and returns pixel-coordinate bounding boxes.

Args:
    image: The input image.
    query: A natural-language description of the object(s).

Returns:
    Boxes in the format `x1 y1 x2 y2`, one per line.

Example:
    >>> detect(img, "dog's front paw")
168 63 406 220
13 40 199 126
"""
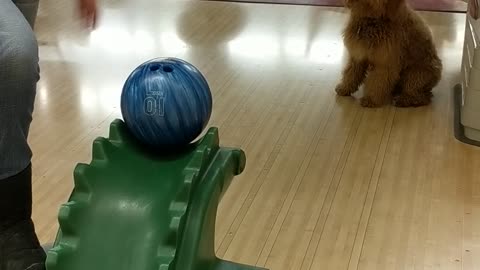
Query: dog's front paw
335 83 356 96
360 96 381 108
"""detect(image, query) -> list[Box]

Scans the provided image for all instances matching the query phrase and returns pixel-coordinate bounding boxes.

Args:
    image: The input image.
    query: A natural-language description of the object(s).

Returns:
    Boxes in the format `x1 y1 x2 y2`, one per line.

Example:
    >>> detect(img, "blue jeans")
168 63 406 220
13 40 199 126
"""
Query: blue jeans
0 0 40 180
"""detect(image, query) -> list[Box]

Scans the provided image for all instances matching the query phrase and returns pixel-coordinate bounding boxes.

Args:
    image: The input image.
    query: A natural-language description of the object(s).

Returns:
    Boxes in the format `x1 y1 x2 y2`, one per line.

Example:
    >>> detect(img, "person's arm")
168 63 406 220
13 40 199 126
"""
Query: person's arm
78 0 98 28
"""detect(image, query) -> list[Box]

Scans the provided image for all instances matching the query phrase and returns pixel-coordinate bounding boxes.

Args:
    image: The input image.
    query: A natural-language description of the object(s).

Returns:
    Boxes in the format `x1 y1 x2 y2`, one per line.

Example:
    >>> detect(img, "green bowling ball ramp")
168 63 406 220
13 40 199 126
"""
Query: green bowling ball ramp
46 119 266 270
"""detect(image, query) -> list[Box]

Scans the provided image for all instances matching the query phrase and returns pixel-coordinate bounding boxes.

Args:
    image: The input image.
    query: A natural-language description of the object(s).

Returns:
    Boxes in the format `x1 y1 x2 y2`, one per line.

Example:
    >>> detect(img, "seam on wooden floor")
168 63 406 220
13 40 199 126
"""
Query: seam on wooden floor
254 93 336 267
300 106 364 270
214 73 289 251
217 79 313 256
215 77 310 257
216 68 264 129
214 85 284 253
347 106 397 270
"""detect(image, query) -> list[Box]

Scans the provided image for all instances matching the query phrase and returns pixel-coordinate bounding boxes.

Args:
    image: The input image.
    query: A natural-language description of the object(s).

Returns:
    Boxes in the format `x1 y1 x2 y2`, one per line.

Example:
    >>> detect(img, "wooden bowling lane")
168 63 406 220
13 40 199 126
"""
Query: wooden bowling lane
31 0 480 269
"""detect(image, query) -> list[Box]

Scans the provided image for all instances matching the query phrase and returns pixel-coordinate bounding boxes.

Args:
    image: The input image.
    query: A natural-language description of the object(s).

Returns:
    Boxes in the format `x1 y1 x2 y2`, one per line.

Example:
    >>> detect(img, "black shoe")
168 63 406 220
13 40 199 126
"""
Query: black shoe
0 164 46 270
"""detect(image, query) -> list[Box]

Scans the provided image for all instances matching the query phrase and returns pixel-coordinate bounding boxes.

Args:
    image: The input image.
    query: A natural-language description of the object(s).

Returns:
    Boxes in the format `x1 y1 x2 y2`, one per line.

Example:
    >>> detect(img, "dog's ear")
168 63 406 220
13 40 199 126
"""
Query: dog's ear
344 0 358 9
363 0 387 16
387 0 403 10
365 0 403 17
385 0 405 17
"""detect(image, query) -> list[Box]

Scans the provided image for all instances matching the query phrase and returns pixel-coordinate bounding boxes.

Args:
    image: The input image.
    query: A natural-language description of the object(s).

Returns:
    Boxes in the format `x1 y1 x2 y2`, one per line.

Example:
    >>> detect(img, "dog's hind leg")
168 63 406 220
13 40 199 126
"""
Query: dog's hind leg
393 66 441 107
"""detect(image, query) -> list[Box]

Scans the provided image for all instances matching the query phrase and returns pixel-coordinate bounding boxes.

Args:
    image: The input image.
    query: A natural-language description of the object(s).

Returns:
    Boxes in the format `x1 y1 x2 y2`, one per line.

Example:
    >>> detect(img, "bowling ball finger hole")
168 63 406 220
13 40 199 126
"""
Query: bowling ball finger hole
163 65 174 73
150 65 160 71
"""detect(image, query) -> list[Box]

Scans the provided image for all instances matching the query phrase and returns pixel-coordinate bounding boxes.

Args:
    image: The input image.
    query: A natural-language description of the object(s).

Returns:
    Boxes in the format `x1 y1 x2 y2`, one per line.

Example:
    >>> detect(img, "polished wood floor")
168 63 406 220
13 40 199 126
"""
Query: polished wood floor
30 0 480 269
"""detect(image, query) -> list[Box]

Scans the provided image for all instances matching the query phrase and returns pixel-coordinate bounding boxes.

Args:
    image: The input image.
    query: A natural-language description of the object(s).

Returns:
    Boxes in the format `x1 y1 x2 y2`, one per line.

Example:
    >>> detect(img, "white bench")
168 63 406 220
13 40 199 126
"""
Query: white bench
456 0 480 145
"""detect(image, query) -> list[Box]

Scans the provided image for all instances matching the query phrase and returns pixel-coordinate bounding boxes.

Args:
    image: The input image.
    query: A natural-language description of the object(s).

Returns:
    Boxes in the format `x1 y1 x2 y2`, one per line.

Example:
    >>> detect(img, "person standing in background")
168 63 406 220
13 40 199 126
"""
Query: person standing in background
0 0 97 269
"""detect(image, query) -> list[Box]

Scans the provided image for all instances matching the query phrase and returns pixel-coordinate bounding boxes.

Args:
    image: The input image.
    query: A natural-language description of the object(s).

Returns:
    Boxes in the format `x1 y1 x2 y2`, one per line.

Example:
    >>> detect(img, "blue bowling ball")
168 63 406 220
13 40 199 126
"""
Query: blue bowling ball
120 57 212 149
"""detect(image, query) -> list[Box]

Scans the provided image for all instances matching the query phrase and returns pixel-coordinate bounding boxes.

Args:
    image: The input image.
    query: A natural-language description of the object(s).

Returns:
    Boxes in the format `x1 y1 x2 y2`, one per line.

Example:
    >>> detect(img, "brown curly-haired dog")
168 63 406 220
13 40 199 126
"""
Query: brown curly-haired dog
335 0 442 107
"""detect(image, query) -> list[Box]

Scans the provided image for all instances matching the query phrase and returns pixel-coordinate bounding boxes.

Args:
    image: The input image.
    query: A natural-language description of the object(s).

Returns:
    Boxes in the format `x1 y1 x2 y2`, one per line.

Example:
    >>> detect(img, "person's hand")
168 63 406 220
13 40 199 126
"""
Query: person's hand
78 0 97 28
